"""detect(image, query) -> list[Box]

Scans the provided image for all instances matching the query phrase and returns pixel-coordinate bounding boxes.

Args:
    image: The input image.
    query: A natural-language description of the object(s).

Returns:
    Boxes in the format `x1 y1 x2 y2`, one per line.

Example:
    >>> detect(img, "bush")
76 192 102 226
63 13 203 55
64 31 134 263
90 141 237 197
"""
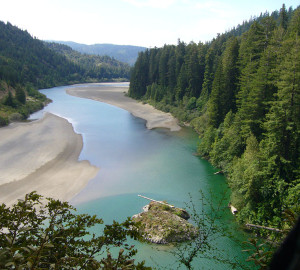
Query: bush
8 112 23 122
0 115 8 126
186 97 197 110
0 192 150 270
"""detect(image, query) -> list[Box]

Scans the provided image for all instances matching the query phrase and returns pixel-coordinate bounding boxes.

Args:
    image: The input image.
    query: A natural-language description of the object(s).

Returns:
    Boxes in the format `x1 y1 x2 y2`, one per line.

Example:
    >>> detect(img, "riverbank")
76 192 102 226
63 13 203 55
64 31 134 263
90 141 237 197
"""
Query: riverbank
66 84 181 131
0 113 99 206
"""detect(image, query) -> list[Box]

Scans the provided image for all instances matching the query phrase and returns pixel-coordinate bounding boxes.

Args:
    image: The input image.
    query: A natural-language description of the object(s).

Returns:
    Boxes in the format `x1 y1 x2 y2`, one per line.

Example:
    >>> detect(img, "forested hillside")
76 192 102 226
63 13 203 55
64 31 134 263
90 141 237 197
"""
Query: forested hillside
45 42 130 81
0 21 130 126
53 41 147 65
129 5 300 228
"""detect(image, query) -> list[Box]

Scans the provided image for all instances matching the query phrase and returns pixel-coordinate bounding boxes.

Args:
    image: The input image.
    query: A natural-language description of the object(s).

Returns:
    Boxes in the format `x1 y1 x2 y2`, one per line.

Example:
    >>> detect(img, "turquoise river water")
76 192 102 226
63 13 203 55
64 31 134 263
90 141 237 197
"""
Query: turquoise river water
30 83 251 269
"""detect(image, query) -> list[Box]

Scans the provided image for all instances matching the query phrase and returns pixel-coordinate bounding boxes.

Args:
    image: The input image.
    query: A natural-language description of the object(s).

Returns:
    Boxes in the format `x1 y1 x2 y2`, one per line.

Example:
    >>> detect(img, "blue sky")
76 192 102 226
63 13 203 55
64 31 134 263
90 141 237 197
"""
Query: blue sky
1 0 299 47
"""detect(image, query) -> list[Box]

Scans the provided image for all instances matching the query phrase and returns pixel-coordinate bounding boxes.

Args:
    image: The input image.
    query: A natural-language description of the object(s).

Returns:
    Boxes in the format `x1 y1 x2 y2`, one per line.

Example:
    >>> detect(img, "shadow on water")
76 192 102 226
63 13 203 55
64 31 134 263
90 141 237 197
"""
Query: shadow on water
30 83 251 269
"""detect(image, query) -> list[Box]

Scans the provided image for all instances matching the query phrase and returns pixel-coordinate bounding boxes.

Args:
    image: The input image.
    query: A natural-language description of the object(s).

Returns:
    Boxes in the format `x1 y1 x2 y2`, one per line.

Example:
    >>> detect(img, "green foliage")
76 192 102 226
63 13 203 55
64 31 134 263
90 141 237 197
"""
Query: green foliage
197 126 217 157
171 191 254 270
128 51 149 98
0 83 47 125
0 20 131 125
54 42 146 66
0 192 150 270
128 5 300 228
45 42 131 81
8 112 23 122
26 85 47 101
186 97 197 110
0 21 130 91
15 87 26 104
3 91 14 107
0 21 78 88
279 4 289 29
209 112 245 171
0 115 8 126
243 238 274 269
229 134 262 211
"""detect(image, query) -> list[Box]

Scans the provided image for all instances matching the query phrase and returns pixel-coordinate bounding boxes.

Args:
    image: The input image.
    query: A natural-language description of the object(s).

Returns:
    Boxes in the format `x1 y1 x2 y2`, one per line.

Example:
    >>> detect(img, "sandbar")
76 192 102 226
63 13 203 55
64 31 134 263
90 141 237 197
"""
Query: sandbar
66 84 181 131
0 113 99 206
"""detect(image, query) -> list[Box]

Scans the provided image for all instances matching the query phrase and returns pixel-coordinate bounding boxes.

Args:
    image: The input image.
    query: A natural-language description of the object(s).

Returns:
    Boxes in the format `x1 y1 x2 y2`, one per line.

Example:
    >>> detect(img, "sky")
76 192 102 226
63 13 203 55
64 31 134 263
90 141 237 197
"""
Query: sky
1 0 299 48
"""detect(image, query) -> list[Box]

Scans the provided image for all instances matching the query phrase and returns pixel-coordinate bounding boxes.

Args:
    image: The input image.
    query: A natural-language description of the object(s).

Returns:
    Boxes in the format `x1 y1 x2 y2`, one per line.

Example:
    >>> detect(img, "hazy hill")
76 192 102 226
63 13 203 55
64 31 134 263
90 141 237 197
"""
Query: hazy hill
45 42 130 80
53 41 147 65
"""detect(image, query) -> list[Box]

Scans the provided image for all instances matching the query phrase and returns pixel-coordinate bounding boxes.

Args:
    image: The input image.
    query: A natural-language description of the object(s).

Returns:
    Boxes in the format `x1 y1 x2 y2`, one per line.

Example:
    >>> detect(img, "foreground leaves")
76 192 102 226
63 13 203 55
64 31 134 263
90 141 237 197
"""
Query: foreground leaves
0 192 150 269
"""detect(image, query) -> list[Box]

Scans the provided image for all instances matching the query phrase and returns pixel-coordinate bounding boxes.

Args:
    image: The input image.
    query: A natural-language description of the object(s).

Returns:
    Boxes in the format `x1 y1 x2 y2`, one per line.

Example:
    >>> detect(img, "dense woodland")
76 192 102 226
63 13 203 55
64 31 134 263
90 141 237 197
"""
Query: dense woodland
0 21 130 126
45 42 130 81
129 5 300 229
0 4 299 269
55 41 147 65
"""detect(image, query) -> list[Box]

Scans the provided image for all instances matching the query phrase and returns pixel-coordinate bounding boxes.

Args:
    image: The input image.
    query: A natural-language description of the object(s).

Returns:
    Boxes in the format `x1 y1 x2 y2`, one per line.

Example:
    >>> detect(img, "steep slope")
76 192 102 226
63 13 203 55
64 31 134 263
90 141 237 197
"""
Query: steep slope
0 21 83 89
128 5 300 229
0 21 130 125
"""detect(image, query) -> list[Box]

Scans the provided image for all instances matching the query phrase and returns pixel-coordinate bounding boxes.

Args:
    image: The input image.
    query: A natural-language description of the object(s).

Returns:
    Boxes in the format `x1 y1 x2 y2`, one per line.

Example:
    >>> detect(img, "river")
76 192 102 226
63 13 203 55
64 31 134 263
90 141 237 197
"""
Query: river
30 83 251 269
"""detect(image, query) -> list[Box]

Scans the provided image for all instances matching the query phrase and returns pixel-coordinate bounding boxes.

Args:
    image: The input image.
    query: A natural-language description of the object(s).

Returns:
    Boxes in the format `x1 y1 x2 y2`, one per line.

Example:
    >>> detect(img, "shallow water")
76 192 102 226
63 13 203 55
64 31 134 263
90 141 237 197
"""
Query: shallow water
30 83 251 269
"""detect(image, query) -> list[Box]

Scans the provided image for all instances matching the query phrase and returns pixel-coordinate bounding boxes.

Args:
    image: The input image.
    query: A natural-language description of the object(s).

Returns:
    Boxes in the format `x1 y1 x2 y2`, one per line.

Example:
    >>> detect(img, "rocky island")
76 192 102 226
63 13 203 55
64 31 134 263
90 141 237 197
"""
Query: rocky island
132 198 198 244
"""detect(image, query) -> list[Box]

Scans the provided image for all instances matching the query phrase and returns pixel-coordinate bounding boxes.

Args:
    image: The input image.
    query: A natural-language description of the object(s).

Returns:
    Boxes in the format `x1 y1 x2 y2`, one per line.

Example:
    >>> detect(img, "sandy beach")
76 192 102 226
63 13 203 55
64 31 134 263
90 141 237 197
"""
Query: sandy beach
0 83 180 206
66 84 181 131
0 113 99 206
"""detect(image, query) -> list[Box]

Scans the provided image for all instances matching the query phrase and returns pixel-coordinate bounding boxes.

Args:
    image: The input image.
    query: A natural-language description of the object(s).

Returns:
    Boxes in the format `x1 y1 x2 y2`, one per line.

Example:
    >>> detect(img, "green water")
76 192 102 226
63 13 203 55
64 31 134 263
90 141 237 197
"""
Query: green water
31 83 251 269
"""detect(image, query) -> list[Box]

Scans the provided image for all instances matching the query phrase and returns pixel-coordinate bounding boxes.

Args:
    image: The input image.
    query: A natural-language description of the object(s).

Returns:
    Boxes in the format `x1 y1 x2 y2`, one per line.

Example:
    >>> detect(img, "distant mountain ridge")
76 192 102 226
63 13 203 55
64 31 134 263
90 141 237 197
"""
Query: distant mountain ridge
45 42 130 80
52 41 147 65
0 21 131 125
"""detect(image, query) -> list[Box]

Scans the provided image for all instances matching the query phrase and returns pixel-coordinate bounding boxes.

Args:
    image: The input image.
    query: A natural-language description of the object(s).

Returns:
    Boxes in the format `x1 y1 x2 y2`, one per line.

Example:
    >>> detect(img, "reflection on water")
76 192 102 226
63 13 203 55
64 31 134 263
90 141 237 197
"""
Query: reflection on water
30 83 251 269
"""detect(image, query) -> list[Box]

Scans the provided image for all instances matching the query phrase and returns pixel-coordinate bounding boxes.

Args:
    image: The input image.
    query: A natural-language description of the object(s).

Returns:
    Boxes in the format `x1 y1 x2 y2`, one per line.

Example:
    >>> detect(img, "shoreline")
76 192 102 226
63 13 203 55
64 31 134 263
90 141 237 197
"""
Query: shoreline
0 83 180 206
0 113 99 206
66 84 181 132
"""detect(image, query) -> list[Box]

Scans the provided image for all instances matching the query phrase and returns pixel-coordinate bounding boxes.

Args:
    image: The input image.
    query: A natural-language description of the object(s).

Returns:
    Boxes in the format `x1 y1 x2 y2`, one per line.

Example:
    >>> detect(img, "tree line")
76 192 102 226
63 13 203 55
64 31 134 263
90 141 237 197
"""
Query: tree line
128 4 300 229
45 42 130 81
0 21 130 88
0 21 130 126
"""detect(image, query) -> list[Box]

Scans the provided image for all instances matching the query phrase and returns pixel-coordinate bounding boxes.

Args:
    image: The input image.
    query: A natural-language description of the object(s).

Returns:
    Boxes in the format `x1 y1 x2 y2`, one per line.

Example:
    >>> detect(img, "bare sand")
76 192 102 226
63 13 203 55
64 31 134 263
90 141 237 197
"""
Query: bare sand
66 84 181 131
0 113 99 206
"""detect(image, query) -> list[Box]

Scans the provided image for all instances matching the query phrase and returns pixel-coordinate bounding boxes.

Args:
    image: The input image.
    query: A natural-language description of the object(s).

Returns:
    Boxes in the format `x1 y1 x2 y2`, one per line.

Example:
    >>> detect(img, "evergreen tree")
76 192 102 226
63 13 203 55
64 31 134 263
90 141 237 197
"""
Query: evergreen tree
167 48 177 99
220 36 239 116
210 111 244 171
175 39 186 79
207 37 239 129
260 36 300 185
237 21 268 138
197 47 217 110
287 7 300 36
198 34 226 110
148 47 159 83
229 134 262 216
16 87 26 104
185 42 202 98
158 45 170 87
176 63 188 101
3 91 14 107
238 18 277 139
207 63 224 127
279 4 288 30
129 50 149 98
128 5 300 228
